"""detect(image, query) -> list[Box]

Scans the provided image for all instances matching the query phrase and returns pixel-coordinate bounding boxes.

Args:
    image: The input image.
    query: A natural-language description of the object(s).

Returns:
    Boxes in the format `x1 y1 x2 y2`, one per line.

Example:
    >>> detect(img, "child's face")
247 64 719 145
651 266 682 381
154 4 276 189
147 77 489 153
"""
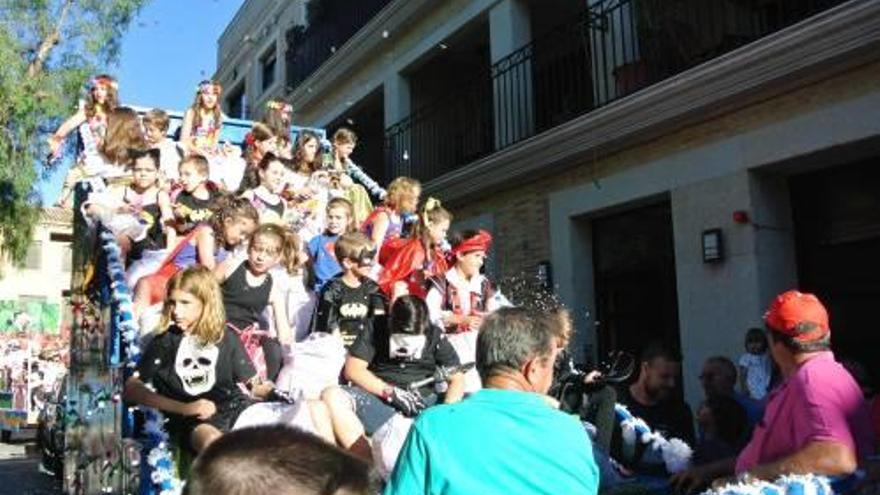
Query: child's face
325 207 349 235
179 162 207 193
223 217 257 247
200 91 218 110
343 254 373 278
247 234 282 274
131 157 159 190
144 124 165 145
259 160 287 195
335 141 355 160
456 250 486 278
400 188 421 214
91 85 108 105
168 289 203 331
301 138 318 163
746 338 766 355
428 218 450 245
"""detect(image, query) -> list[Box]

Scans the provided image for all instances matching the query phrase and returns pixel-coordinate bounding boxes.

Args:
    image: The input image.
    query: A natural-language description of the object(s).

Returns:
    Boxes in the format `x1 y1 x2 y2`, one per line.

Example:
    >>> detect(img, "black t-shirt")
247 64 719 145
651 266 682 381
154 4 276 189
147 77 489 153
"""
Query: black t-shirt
175 189 217 227
137 326 255 408
311 275 386 346
615 385 695 444
222 263 272 330
348 319 459 394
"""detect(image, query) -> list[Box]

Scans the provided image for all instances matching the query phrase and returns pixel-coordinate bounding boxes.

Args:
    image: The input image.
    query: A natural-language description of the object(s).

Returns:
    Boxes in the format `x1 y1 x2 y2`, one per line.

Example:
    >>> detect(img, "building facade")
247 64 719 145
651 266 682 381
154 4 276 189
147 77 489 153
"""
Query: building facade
0 208 73 335
218 0 880 406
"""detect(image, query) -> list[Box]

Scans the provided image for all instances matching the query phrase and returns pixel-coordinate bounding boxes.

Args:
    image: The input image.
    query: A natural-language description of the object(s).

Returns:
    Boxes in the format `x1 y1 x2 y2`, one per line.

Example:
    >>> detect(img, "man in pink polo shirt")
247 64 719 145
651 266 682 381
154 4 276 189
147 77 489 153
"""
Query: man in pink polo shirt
671 290 876 493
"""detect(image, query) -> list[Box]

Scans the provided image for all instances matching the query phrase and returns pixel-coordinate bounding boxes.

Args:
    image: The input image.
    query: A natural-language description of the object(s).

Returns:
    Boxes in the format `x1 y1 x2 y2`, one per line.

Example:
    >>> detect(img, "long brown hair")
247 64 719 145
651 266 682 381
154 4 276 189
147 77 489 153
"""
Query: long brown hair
291 130 320 175
263 100 292 148
100 107 146 165
190 80 223 134
84 74 119 120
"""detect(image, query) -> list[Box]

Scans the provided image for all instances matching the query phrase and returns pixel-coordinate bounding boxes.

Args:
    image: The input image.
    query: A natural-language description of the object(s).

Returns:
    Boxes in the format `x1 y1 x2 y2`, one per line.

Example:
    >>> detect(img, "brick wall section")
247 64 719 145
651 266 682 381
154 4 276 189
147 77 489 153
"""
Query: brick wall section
448 59 880 281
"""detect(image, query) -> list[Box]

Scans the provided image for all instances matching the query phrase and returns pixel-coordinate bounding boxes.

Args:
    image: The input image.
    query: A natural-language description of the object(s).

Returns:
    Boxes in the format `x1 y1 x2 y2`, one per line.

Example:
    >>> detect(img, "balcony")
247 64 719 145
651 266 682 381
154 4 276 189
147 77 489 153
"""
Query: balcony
385 0 849 184
285 0 393 91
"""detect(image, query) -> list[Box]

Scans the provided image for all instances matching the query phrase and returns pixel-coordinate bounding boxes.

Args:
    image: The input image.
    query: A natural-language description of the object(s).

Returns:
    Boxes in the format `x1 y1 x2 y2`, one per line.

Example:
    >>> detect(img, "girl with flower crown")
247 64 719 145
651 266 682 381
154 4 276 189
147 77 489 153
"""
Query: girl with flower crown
181 80 246 192
47 74 119 163
263 100 294 158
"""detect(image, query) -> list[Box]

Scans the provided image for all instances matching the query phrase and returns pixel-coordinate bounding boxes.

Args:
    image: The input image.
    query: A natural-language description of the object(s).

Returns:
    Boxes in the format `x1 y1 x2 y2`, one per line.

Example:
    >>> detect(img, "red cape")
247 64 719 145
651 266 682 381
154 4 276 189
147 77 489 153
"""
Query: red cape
378 238 448 298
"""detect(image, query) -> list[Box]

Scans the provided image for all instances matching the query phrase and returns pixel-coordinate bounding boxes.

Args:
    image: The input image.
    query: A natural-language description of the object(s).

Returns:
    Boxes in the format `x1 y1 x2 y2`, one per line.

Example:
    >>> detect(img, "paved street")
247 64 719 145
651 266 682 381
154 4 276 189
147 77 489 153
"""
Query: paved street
0 432 61 495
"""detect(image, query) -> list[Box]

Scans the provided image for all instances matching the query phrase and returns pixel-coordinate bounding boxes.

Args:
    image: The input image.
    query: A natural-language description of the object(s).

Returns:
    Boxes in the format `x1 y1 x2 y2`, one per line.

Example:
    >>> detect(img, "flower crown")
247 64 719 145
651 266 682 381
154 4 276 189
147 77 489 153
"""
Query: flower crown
88 76 118 91
266 100 293 115
196 81 222 95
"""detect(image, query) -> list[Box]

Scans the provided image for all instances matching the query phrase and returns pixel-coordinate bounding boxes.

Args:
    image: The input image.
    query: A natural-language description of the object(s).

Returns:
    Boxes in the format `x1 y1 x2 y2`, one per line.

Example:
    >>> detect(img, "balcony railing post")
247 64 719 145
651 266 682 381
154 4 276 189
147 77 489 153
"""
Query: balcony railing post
489 0 535 149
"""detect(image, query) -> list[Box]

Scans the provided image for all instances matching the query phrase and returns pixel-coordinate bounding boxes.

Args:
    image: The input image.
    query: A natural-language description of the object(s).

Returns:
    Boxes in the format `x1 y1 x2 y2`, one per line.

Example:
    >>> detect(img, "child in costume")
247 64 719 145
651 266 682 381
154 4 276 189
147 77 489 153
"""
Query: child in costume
269 229 314 343
123 266 277 453
180 80 245 191
377 198 451 301
307 197 355 293
239 152 288 225
49 74 118 165
219 224 294 382
263 100 294 158
425 230 499 391
283 130 324 240
171 155 220 238
239 122 279 192
362 176 421 249
311 232 387 347
83 148 173 262
325 128 373 226
133 196 259 331
142 108 181 189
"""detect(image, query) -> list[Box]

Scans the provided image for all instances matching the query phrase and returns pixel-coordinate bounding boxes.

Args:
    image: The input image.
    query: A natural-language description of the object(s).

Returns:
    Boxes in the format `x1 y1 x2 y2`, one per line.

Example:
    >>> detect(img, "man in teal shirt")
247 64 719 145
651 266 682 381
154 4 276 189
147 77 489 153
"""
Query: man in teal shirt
385 307 599 495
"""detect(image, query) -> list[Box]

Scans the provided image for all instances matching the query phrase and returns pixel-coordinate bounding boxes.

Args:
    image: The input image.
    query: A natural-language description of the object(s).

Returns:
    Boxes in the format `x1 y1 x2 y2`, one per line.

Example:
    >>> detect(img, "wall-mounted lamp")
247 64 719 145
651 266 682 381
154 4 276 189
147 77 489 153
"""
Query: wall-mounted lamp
702 229 724 263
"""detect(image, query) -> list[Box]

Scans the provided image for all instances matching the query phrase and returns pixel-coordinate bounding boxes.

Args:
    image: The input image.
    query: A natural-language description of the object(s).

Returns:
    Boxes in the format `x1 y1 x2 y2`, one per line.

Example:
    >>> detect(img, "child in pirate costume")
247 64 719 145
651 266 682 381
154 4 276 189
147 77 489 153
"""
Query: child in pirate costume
311 232 387 347
425 229 501 392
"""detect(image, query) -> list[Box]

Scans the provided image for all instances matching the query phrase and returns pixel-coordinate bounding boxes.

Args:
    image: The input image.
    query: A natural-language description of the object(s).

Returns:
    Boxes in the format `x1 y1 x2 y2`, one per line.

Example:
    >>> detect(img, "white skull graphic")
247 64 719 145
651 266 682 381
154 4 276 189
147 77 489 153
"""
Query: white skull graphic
175 335 219 396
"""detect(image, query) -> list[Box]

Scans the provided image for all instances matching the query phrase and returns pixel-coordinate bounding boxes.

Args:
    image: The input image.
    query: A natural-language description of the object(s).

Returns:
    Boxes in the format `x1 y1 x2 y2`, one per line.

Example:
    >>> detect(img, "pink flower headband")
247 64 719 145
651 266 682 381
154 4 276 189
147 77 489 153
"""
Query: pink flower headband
88 76 118 91
196 81 222 96
266 100 293 115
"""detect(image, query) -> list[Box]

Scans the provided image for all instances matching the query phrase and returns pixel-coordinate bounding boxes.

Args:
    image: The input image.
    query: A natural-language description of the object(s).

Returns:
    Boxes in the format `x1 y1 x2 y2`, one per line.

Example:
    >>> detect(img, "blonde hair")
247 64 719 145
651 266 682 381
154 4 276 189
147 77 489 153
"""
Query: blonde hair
385 177 421 212
158 266 226 346
327 197 355 233
413 197 452 246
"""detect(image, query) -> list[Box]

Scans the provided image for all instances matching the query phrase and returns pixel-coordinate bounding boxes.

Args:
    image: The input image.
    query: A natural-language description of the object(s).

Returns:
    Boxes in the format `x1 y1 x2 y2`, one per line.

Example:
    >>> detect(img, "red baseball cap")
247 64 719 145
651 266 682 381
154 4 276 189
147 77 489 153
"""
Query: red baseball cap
763 290 830 341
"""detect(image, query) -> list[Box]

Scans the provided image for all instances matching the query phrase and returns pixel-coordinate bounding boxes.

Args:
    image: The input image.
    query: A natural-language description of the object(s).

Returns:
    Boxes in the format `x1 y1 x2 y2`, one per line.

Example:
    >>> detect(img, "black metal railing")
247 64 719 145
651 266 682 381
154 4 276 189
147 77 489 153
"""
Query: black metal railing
286 0 392 91
385 0 848 183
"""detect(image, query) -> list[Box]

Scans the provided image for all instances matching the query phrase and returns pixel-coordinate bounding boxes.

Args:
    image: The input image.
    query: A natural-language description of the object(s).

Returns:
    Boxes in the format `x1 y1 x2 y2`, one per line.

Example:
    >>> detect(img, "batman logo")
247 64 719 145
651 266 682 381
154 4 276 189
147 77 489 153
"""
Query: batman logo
339 302 368 319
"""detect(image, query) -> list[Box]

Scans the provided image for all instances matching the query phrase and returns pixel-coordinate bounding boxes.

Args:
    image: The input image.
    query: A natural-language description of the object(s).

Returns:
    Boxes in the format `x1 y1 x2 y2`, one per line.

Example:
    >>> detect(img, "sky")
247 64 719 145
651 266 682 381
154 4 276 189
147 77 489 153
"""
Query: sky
39 0 246 204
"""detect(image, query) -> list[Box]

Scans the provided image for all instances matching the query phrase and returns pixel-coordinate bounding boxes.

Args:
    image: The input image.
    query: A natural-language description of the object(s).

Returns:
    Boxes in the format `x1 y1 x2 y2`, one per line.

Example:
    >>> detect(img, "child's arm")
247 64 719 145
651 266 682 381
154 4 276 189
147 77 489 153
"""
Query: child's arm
369 210 390 249
179 109 195 152
48 109 86 157
157 190 176 248
195 226 217 270
269 284 293 346
310 286 339 336
123 376 215 419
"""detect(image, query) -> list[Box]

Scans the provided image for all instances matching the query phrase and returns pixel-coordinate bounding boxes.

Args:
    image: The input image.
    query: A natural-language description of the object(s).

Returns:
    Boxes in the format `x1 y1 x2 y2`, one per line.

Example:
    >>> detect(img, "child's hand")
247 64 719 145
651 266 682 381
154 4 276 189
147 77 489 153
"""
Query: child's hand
184 399 216 420
251 380 275 400
467 314 485 331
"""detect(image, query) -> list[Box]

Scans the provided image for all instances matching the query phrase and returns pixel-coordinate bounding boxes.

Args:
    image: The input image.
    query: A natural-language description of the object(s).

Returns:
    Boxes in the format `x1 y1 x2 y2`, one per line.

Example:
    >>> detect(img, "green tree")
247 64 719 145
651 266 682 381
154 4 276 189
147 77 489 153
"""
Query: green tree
0 0 149 264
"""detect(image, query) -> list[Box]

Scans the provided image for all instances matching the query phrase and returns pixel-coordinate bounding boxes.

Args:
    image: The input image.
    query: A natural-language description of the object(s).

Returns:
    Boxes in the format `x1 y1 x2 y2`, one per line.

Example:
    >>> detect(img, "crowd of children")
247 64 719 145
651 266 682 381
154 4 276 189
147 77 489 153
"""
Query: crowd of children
51 75 504 464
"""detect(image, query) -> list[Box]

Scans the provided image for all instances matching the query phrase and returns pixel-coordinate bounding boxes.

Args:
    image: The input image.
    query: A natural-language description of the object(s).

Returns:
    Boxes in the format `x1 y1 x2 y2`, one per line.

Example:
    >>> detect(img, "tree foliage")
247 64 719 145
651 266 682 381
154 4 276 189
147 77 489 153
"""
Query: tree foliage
0 0 148 264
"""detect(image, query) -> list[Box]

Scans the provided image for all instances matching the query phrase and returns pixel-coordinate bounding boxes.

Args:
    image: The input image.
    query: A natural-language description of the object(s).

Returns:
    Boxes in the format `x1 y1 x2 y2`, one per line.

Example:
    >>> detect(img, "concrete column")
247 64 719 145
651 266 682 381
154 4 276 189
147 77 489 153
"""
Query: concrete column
489 0 534 148
670 170 797 409
383 73 412 176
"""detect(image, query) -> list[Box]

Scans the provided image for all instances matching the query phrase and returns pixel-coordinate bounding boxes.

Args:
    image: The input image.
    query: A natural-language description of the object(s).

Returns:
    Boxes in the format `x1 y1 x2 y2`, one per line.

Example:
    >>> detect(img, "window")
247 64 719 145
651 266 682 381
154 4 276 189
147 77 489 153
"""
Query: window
49 232 73 243
226 83 247 119
261 49 277 92
61 246 73 272
25 241 41 270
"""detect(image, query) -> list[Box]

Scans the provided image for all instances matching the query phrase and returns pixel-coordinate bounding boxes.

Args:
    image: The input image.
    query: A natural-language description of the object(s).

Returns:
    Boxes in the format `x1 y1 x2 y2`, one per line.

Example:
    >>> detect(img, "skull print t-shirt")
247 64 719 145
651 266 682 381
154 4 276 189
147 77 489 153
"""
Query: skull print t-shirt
137 325 256 406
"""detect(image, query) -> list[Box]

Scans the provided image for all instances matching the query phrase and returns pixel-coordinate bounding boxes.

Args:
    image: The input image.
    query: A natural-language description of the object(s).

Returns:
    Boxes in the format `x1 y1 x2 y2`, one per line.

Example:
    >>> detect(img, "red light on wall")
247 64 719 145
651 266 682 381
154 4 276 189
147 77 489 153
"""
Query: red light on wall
733 210 750 224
